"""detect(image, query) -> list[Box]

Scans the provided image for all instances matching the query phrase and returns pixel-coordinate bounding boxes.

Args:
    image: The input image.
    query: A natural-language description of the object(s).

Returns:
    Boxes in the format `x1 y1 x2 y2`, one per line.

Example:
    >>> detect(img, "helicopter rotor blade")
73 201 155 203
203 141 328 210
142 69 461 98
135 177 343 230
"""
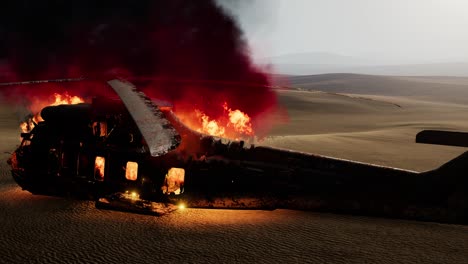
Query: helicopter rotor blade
108 79 181 157
0 77 85 86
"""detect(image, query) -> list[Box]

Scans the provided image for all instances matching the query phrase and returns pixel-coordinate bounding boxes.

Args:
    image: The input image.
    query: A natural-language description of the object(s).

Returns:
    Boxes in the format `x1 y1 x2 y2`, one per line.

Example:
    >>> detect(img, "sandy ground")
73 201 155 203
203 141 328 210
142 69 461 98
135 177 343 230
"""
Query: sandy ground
263 90 468 171
1 89 468 263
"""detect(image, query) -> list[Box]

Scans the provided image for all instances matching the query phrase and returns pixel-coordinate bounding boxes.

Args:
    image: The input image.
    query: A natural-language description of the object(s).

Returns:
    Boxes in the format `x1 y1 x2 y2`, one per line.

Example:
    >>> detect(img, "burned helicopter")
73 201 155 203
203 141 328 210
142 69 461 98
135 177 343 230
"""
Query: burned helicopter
7 79 468 224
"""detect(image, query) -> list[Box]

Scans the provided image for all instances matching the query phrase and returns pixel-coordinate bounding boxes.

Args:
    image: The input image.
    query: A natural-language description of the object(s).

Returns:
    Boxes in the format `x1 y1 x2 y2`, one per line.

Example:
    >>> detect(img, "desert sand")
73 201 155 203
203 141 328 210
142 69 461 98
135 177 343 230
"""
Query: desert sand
1 76 468 263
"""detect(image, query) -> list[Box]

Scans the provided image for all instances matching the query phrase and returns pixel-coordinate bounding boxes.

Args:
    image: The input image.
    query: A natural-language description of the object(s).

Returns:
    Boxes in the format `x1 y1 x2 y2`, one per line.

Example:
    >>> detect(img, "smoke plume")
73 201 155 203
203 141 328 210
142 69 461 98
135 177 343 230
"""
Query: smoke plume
0 0 279 134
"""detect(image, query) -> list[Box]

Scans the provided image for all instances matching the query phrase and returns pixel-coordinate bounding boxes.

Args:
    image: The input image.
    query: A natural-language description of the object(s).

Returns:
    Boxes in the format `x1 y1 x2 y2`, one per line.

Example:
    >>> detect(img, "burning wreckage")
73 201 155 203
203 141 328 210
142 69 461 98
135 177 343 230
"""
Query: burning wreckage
7 79 468 224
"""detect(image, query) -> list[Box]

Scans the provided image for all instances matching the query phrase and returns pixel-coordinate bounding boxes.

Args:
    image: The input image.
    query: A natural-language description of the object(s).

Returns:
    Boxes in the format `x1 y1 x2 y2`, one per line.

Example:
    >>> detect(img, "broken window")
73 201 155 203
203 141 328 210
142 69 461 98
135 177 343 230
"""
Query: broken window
94 156 105 181
125 161 138 181
162 168 185 195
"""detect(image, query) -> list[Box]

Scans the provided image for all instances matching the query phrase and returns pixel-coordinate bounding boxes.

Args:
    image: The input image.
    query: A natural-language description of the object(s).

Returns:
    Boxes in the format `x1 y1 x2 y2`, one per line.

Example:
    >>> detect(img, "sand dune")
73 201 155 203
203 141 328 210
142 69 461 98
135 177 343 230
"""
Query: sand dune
261 89 468 171
1 86 468 263
280 73 468 104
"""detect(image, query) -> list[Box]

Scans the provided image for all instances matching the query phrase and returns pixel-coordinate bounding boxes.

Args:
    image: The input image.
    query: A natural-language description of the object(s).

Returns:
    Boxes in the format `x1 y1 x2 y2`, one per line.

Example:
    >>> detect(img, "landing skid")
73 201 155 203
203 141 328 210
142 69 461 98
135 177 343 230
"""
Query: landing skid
96 192 179 216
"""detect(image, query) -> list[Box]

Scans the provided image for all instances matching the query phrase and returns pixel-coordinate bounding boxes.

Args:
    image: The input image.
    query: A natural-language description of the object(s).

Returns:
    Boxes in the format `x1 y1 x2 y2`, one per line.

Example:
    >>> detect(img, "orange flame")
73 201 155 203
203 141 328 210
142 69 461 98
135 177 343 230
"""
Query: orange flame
223 102 253 135
125 161 138 181
176 102 254 139
195 110 226 137
20 92 85 134
51 93 84 105
94 156 105 180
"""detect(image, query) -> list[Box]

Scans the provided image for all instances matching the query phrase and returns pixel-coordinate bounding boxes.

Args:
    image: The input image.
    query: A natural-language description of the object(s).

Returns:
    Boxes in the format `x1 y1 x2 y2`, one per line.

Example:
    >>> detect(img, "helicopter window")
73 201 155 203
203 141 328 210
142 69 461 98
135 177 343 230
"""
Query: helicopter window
21 139 31 147
59 142 81 176
125 161 138 181
162 168 185 195
78 153 90 176
92 122 107 137
94 156 105 181
48 149 59 176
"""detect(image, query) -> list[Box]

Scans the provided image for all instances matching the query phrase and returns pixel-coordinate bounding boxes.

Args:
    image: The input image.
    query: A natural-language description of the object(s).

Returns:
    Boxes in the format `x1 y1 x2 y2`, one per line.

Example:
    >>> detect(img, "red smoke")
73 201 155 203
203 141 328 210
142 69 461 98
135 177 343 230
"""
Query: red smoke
0 0 280 136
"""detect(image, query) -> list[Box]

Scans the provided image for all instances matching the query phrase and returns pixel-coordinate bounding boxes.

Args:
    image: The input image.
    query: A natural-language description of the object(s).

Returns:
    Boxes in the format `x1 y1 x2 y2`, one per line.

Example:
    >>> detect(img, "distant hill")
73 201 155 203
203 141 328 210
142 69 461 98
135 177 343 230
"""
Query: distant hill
277 73 468 104
261 52 468 76
270 63 468 77
264 52 376 66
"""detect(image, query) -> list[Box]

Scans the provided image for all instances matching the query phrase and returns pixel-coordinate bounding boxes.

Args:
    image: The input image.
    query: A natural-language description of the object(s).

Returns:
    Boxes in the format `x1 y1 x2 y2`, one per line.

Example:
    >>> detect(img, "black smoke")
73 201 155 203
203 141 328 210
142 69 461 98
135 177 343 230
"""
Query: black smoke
0 0 268 83
0 0 279 134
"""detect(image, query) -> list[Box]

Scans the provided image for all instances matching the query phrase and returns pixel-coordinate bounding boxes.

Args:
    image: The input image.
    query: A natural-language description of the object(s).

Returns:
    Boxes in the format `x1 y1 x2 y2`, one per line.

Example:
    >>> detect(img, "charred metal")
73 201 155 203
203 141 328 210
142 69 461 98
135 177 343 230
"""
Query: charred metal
8 80 468 224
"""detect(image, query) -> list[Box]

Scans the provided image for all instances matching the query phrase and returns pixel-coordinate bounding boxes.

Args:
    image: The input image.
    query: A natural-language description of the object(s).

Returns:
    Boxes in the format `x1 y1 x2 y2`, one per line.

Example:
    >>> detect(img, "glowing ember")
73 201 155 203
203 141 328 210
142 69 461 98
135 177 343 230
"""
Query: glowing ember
20 92 85 134
130 192 139 200
177 102 254 139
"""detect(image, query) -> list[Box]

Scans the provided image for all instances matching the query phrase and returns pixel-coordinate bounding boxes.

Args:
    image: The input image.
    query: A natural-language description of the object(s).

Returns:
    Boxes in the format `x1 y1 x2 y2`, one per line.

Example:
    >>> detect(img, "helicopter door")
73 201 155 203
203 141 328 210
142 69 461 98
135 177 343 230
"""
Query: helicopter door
59 141 80 177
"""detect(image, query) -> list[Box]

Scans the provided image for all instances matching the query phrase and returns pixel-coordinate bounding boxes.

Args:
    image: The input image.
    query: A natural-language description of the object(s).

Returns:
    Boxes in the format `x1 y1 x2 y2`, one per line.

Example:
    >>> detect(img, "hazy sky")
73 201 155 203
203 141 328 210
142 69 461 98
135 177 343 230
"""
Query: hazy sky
220 0 468 64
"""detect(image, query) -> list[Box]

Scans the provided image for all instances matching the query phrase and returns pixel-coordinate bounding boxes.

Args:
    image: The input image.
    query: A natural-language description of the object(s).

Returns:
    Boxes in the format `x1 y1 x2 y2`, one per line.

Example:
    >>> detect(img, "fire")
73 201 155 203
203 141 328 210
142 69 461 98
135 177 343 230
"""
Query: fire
125 161 138 181
20 92 85 134
223 102 253 135
51 93 84 105
177 102 254 139
162 168 185 195
94 156 105 180
196 110 226 137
